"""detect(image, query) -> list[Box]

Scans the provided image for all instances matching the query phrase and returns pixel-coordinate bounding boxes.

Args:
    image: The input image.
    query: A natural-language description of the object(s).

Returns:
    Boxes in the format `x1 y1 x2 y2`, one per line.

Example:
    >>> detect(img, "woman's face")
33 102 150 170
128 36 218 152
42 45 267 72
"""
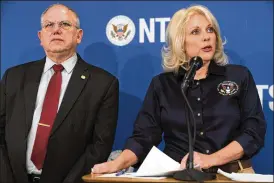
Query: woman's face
184 14 216 63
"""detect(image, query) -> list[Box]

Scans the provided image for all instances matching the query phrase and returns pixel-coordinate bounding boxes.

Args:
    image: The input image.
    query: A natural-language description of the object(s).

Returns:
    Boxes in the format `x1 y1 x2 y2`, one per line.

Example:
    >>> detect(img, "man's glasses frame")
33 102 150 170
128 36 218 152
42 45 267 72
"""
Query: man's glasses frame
42 20 79 31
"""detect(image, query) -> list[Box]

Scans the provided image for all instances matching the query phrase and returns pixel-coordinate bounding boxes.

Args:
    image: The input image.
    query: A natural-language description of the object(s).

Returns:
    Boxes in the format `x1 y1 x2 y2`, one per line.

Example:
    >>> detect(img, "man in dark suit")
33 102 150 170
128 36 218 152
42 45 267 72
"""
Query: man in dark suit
0 3 119 183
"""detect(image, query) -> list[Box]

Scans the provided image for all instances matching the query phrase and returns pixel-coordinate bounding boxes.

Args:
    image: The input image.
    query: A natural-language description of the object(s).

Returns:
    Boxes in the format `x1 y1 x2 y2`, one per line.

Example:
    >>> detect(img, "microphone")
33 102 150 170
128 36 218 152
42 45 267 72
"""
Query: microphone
173 56 216 181
181 56 203 93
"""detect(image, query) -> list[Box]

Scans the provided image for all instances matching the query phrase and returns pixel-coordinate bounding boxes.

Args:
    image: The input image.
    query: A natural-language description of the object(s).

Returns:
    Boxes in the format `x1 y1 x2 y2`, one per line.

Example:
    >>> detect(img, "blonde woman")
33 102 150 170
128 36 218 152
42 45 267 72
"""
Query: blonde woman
93 5 265 175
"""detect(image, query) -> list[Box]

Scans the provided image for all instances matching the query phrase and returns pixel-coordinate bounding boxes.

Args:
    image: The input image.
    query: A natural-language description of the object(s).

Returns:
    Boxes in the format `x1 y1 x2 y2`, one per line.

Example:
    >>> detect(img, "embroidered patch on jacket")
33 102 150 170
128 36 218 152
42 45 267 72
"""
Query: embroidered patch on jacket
217 81 239 96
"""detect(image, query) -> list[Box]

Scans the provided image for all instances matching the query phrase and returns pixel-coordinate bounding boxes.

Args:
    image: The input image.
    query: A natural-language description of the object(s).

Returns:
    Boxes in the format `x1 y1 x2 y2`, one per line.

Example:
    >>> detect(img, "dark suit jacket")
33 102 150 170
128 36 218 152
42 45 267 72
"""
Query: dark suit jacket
0 54 119 183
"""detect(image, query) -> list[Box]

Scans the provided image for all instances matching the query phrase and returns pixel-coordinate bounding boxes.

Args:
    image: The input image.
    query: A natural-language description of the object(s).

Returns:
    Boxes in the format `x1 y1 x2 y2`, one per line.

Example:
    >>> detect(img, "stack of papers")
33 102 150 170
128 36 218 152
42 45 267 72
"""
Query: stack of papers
99 146 182 179
135 146 181 176
98 173 166 180
218 169 273 182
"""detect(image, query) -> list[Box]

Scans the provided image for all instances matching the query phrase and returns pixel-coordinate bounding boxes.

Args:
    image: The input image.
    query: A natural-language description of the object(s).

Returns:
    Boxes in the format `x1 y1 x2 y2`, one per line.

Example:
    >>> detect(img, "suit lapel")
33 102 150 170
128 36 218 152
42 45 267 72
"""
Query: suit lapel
24 59 45 137
50 58 90 136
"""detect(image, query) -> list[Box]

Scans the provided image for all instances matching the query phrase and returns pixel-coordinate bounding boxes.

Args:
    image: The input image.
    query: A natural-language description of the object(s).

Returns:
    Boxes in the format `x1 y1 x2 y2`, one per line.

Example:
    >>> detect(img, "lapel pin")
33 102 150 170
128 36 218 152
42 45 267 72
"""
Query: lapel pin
81 75 86 80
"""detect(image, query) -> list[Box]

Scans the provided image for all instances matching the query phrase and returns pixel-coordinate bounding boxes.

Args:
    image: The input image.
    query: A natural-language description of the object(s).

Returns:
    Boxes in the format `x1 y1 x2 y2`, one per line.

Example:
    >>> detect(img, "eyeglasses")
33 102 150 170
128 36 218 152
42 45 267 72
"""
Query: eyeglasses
42 20 79 31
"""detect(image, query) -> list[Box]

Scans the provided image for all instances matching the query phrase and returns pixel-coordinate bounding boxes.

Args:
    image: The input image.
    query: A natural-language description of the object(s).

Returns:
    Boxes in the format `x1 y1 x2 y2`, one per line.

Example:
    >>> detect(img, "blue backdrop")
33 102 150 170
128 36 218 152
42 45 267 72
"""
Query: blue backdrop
1 1 273 174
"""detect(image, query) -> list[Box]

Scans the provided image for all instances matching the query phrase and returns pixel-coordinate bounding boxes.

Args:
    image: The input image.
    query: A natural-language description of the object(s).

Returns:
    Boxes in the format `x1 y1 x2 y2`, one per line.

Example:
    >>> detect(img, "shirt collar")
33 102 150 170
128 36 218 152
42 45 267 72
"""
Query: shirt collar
44 53 78 74
176 60 226 81
208 60 226 76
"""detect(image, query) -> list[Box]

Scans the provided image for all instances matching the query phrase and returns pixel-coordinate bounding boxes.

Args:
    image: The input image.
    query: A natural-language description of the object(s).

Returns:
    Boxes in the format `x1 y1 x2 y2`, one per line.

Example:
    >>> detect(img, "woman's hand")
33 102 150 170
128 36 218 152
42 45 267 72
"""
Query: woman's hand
92 149 138 174
180 151 218 170
92 160 121 174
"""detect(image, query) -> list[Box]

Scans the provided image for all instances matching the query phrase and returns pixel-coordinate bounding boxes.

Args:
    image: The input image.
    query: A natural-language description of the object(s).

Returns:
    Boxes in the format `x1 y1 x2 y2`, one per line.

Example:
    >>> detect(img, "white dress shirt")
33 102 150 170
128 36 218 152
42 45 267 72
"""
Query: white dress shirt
26 54 77 174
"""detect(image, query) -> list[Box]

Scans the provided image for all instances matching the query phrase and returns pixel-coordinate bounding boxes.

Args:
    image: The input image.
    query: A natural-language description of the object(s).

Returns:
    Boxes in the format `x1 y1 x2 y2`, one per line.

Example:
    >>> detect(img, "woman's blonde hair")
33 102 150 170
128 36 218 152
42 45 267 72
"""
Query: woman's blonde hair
162 5 228 73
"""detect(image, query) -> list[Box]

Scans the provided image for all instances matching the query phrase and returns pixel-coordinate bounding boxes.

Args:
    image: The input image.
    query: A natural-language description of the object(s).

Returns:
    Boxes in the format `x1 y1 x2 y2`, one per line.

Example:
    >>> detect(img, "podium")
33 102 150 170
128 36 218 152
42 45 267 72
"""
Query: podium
82 173 237 182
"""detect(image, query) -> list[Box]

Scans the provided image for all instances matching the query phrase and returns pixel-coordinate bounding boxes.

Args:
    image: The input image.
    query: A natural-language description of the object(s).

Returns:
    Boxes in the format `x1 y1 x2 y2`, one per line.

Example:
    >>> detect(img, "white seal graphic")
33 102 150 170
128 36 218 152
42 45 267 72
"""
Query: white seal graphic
106 15 136 46
217 81 239 96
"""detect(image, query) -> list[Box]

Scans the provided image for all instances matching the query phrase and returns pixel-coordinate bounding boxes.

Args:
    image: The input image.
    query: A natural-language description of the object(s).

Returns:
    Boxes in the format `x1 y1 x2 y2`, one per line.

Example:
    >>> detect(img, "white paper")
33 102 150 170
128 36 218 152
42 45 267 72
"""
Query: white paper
132 146 182 177
98 173 117 177
98 173 166 179
218 168 274 182
99 146 182 179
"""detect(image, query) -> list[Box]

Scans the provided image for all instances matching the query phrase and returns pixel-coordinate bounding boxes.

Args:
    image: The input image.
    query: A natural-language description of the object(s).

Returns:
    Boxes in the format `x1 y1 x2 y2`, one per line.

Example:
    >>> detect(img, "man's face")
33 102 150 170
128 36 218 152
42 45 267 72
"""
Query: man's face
38 5 83 55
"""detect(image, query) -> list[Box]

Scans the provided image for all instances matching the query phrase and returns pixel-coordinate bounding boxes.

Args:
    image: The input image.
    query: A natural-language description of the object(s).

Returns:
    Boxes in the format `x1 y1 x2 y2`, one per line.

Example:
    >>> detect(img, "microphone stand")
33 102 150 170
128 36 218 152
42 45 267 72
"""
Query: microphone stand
173 79 216 181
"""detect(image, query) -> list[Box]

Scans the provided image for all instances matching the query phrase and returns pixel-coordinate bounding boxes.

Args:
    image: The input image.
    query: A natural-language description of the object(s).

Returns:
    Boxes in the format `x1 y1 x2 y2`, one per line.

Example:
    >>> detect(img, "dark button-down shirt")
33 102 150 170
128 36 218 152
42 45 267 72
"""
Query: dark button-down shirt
124 61 266 164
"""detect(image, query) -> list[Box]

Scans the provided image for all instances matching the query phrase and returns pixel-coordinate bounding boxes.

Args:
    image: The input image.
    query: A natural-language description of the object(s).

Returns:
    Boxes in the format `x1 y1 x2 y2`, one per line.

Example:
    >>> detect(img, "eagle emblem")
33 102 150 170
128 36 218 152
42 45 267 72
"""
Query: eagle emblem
106 15 136 46
111 23 131 41
217 81 239 96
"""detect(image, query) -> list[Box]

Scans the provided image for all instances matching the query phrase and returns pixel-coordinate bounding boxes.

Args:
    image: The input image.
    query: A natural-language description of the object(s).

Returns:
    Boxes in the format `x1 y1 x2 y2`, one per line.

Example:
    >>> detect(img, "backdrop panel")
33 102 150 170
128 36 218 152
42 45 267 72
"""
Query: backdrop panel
1 1 273 174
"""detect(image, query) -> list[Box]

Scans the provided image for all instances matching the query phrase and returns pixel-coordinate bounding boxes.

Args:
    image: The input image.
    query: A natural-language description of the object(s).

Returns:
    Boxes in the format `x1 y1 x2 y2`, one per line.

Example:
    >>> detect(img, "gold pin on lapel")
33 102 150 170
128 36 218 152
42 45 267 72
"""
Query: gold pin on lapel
81 75 86 79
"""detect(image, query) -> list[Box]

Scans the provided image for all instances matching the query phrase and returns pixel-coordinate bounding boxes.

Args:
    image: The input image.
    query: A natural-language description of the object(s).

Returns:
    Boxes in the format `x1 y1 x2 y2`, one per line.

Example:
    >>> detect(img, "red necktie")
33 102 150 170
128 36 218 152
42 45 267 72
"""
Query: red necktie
31 64 64 170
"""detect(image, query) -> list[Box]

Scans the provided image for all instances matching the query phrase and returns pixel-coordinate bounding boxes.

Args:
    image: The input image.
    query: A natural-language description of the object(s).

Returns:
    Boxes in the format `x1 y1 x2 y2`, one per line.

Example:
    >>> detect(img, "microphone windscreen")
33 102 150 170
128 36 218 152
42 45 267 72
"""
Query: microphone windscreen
190 56 203 70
